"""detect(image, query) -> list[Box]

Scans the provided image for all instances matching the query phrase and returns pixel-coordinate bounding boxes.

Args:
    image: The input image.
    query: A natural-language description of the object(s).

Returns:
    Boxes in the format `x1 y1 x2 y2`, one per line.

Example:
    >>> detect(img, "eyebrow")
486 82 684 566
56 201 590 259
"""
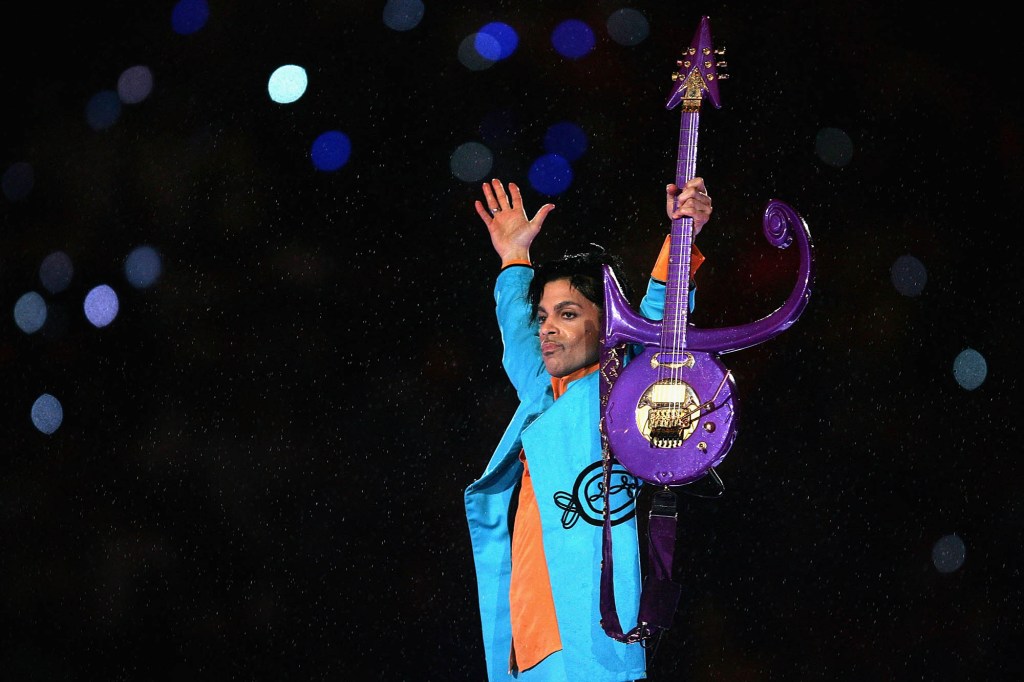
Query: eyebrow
538 300 582 315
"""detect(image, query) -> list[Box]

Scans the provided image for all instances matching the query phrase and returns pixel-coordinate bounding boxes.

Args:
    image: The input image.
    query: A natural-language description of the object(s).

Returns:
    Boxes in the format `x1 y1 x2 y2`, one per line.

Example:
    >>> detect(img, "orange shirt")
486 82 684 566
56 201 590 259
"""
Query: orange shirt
509 364 597 672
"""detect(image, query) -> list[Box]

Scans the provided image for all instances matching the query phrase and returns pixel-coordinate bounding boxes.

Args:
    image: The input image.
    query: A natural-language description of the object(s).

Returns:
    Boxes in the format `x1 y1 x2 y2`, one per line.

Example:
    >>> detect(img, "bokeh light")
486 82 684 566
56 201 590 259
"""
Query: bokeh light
311 130 352 172
84 284 120 328
14 292 48 334
931 534 966 573
85 90 122 131
552 19 596 59
475 22 518 61
118 65 154 104
31 393 64 435
268 65 308 104
2 161 34 201
890 254 926 297
382 0 424 32
607 8 649 46
952 348 987 390
172 0 210 36
125 245 163 289
544 121 588 162
529 153 573 195
451 142 494 182
815 127 854 167
459 33 496 71
40 251 74 294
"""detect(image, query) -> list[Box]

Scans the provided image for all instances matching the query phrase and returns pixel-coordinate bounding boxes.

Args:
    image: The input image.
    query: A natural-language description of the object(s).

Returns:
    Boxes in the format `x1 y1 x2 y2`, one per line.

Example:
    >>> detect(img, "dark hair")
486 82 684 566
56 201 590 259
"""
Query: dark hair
527 244 634 321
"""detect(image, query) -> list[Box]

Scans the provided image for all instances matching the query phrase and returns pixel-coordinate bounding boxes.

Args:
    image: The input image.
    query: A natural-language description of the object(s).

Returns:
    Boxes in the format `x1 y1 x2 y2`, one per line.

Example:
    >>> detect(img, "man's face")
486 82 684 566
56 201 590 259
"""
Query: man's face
537 277 602 378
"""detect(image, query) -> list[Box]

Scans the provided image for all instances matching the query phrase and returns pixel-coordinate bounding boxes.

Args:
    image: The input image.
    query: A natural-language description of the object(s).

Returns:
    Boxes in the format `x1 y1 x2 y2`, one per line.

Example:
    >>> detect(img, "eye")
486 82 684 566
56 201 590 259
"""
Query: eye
562 311 577 319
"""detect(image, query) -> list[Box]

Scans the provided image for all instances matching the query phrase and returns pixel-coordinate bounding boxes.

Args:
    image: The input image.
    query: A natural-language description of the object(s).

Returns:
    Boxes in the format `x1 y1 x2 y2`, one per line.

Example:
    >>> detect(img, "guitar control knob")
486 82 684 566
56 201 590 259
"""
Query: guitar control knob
703 421 716 433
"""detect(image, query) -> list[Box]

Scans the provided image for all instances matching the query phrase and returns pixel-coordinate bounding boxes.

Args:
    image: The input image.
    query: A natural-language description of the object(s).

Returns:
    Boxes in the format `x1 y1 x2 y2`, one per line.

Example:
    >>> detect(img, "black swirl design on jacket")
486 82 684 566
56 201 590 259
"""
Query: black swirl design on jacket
553 460 639 529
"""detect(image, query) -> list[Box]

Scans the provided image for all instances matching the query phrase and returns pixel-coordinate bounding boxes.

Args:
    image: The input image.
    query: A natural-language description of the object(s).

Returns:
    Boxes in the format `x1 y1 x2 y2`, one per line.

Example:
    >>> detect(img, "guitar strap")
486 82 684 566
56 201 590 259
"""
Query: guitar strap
598 443 681 644
598 342 725 646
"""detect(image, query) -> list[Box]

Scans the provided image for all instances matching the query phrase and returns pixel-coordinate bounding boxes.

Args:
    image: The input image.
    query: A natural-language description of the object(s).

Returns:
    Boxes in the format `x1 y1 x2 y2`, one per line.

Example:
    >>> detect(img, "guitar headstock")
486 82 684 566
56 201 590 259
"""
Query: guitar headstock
665 15 727 111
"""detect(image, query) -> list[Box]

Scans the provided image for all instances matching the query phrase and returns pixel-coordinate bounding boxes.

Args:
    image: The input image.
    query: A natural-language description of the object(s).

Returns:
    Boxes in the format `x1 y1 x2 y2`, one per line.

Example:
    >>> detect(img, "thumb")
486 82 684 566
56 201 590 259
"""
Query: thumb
532 203 556 224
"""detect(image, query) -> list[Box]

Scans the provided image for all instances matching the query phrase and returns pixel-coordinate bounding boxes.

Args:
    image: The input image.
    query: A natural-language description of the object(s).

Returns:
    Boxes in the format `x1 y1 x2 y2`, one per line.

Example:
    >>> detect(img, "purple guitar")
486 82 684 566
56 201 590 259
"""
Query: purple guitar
599 16 814 486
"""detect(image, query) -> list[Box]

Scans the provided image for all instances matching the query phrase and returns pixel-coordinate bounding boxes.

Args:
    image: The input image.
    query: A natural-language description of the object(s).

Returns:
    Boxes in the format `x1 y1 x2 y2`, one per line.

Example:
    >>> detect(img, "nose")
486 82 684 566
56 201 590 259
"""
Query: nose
539 318 557 336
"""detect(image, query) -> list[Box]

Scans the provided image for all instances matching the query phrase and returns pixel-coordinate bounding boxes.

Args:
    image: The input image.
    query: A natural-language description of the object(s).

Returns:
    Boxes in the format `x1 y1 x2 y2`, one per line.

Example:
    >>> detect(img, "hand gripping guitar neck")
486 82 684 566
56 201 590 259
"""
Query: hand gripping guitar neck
598 15 814 645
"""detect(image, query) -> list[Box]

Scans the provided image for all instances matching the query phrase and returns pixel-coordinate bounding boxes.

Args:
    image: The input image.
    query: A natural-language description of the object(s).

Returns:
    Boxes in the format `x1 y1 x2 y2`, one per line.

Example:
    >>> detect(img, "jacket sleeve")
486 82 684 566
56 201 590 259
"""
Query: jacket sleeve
494 265 549 401
640 235 704 319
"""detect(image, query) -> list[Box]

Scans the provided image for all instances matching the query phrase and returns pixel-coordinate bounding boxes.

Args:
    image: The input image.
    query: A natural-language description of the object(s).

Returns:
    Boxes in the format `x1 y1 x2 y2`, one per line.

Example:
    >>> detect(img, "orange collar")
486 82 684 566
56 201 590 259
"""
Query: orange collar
550 362 599 400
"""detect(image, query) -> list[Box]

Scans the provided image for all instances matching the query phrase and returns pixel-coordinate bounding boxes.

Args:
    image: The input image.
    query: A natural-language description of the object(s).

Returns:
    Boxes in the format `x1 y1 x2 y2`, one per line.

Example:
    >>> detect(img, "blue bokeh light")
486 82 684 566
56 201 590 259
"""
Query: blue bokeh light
383 0 425 32
40 251 74 294
31 393 64 435
450 141 494 182
890 254 927 297
475 22 518 61
268 65 308 104
125 245 163 289
607 8 650 46
84 284 120 328
528 153 573 196
311 131 353 171
118 65 154 104
172 0 210 36
14 292 48 334
86 90 122 131
952 348 987 391
2 161 34 201
552 19 595 60
544 121 588 162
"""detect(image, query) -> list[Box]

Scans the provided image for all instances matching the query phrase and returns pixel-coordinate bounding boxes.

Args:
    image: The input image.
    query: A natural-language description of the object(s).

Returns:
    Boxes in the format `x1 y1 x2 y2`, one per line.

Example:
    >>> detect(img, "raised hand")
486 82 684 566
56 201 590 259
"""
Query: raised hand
475 179 555 266
666 176 713 236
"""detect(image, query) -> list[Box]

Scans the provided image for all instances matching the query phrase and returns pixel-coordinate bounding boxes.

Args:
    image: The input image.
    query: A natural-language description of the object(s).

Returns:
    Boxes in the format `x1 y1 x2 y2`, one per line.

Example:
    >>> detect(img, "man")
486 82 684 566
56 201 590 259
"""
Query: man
465 177 712 681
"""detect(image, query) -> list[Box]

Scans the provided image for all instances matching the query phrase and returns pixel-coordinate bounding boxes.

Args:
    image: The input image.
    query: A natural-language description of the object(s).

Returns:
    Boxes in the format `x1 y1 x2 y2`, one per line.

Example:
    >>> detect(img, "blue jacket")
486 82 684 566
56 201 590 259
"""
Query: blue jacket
465 264 668 682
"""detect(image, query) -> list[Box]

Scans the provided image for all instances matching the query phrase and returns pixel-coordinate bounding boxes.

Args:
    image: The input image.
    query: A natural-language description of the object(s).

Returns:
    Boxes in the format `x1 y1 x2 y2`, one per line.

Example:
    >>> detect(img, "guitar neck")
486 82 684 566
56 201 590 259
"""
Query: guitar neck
661 108 699 351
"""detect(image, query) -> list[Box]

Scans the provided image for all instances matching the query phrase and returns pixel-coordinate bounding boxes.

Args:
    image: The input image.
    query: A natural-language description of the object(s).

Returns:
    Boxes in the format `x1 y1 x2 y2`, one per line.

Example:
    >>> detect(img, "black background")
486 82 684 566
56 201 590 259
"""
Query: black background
2 2 1022 680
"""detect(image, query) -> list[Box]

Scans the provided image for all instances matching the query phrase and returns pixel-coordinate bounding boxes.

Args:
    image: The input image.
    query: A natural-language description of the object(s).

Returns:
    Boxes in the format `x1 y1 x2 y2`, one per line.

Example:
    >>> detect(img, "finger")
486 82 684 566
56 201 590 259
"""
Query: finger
481 182 498 206
508 182 523 212
474 200 494 223
491 179 510 208
686 176 706 193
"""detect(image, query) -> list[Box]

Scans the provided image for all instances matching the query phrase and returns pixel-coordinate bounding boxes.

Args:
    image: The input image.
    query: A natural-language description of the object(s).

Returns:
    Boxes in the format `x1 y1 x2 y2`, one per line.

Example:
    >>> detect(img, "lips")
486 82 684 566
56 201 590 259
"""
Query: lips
541 341 560 355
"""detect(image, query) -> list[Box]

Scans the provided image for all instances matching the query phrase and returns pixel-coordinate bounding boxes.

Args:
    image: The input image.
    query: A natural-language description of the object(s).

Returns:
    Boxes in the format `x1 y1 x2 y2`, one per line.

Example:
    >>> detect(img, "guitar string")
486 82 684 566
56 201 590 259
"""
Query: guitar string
670 110 699 416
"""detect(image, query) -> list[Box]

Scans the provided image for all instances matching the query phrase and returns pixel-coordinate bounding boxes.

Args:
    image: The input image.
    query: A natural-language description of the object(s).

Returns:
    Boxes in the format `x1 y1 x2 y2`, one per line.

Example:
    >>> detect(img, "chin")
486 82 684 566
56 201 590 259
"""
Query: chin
543 361 566 377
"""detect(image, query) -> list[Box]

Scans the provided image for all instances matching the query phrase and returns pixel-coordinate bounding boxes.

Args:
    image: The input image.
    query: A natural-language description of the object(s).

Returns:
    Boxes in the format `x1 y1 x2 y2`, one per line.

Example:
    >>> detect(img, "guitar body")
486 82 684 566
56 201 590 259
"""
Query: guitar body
605 346 736 485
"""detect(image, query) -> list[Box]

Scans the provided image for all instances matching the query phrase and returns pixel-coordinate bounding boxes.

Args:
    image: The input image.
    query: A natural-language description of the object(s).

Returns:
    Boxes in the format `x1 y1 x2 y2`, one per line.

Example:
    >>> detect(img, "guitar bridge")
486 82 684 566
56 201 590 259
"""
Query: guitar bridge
637 379 701 448
648 406 696 448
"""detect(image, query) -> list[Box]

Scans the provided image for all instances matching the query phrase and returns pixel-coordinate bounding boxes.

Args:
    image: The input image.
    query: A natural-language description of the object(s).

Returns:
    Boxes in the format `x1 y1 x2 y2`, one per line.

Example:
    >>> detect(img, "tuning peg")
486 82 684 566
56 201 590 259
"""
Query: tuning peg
716 73 730 80
716 61 728 68
714 48 726 55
